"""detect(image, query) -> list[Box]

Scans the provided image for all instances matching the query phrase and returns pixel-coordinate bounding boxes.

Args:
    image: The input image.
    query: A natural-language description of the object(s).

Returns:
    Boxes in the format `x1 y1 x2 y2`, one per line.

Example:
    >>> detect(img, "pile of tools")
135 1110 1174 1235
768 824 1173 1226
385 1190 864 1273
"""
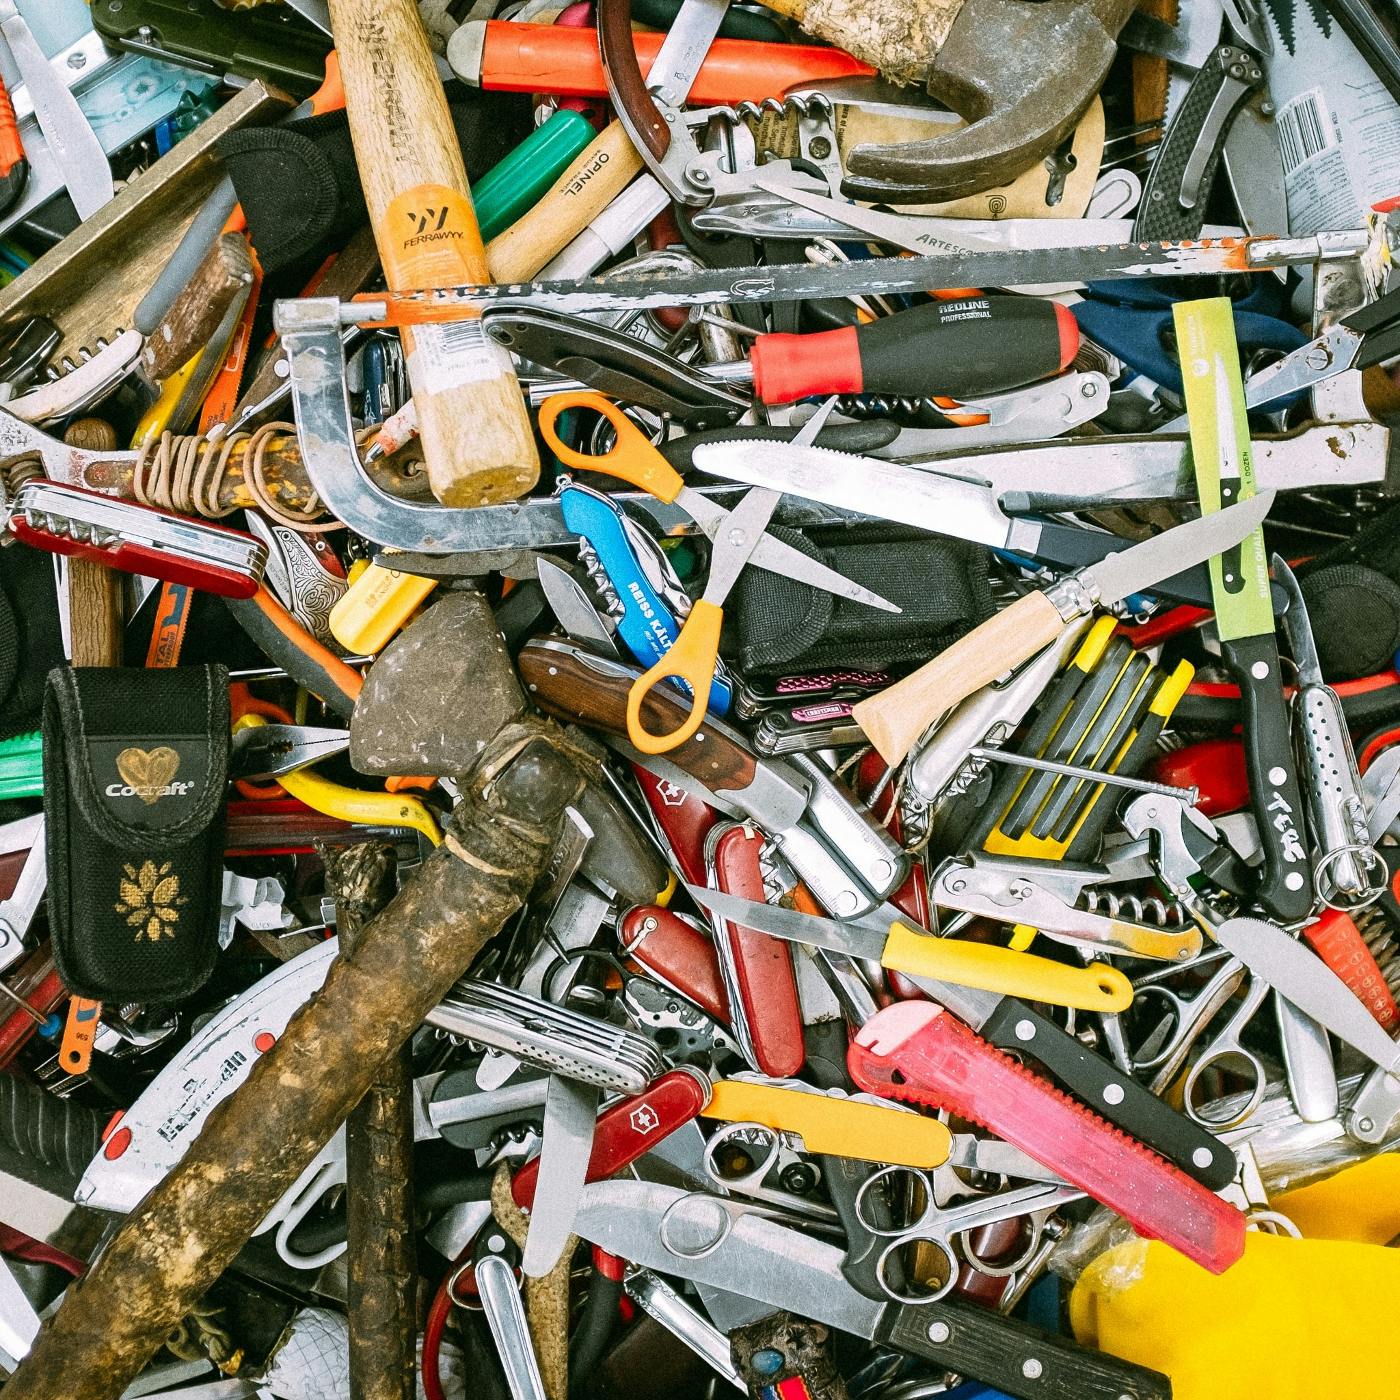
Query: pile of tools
2 0 1400 1397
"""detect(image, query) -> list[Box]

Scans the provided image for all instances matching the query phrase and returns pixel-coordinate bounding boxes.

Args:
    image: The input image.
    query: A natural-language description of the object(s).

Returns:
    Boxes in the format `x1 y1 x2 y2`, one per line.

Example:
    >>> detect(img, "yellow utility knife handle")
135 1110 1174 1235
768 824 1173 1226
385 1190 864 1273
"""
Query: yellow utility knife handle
233 714 441 845
329 561 438 654
704 1080 952 1169
625 599 722 755
882 923 1132 1013
537 392 686 503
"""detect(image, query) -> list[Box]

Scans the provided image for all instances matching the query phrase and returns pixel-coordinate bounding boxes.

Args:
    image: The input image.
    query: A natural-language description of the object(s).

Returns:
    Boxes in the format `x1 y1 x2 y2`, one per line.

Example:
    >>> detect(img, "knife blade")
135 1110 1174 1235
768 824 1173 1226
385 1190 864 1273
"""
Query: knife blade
572 1180 1174 1400
846 489 1273 768
692 440 1235 609
1214 916 1400 1073
1177 300 1313 921
537 557 621 656
521 1075 601 1277
0 1 112 220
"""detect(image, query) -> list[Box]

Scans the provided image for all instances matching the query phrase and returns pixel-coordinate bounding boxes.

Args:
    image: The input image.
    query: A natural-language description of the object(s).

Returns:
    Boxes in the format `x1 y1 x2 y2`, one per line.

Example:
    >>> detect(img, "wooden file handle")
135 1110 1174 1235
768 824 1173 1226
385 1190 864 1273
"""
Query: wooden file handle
486 122 643 283
851 590 1067 767
328 0 539 507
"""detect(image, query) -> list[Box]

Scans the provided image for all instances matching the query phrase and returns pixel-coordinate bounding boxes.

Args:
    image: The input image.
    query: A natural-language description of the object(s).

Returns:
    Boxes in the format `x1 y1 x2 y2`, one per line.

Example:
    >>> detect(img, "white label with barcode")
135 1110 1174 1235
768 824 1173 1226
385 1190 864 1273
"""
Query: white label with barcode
407 318 510 393
1276 89 1336 176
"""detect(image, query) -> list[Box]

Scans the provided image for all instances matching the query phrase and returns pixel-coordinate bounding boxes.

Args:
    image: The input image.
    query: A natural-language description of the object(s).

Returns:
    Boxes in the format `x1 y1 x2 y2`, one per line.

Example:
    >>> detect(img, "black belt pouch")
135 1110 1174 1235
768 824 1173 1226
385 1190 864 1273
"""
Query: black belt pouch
43 665 229 1003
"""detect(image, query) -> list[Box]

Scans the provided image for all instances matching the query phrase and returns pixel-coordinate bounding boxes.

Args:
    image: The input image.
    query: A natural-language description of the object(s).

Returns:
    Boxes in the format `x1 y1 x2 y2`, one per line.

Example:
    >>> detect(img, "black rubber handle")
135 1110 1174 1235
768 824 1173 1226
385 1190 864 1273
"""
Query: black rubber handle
879 1294 1173 1400
1220 631 1315 921
981 999 1236 1190
820 1153 898 1302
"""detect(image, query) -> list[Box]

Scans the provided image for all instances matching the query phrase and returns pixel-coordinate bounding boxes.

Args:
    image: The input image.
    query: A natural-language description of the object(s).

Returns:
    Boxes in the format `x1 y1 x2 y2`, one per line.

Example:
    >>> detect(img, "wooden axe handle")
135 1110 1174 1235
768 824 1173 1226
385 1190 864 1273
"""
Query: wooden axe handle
328 0 539 507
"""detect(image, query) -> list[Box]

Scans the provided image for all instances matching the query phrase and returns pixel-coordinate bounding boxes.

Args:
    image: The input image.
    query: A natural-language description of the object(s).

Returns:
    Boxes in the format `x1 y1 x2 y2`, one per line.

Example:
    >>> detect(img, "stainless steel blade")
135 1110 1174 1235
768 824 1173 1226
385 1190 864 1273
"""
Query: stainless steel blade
647 0 731 107
572 1179 887 1339
0 1256 40 1364
684 883 885 960
536 559 620 656
1079 489 1275 605
521 1076 601 1277
0 2 112 219
1271 555 1324 685
1214 917 1400 1074
692 441 1033 553
702 488 783 605
1222 102 1289 236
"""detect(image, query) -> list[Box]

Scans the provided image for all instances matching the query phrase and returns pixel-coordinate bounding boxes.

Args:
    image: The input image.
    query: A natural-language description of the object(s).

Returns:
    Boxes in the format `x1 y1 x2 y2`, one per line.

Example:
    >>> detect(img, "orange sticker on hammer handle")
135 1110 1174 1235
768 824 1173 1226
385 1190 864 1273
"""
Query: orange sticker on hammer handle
60 996 102 1074
381 185 488 292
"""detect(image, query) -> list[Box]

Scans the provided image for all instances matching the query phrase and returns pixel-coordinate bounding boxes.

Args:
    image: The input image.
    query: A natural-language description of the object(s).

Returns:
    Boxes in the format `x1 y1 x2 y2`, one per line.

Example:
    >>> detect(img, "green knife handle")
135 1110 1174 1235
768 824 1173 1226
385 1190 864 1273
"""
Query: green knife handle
1221 632 1315 922
472 109 597 243
879 1294 1172 1400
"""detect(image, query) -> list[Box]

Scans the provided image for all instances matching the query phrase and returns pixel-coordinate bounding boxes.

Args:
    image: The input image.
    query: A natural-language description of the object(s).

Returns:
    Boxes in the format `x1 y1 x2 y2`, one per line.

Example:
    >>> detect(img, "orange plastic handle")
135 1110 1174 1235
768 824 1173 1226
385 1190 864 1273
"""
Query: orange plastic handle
626 599 724 755
537 392 685 502
478 24 875 104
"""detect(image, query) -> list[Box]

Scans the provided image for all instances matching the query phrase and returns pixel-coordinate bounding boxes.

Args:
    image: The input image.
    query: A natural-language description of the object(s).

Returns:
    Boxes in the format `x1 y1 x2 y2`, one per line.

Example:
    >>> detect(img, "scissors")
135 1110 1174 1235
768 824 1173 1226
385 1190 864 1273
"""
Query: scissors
853 1165 1083 1304
1178 971 1273 1130
538 393 899 753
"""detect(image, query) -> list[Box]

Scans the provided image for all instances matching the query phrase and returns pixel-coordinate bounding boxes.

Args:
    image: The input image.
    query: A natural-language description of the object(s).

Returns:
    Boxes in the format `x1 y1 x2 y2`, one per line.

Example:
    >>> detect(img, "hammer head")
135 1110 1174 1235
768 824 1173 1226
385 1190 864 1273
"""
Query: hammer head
842 0 1135 202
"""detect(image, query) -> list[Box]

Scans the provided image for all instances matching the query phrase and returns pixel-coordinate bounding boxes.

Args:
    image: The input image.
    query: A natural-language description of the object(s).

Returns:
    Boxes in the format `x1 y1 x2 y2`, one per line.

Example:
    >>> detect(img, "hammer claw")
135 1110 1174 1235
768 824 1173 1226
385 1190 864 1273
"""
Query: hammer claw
841 0 1133 203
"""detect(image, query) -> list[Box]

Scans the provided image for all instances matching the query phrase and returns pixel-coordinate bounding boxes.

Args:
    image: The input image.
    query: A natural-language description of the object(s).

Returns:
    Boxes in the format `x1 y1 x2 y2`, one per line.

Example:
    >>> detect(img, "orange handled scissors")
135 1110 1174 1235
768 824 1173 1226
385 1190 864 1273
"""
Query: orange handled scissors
538 394 897 754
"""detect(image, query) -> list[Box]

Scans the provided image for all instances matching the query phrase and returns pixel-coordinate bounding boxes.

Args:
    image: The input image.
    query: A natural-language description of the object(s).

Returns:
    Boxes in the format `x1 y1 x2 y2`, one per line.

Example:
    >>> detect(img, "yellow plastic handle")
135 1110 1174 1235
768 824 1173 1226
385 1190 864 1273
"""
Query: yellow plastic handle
233 714 441 845
536 392 686 502
329 563 438 654
625 599 722 755
882 923 1133 1012
704 1081 952 1169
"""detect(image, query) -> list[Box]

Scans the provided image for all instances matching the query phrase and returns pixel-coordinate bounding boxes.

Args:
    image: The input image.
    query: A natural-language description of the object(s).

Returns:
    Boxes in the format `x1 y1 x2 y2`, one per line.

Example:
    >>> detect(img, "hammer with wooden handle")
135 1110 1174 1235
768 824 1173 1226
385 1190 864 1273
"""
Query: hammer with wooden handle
328 0 539 507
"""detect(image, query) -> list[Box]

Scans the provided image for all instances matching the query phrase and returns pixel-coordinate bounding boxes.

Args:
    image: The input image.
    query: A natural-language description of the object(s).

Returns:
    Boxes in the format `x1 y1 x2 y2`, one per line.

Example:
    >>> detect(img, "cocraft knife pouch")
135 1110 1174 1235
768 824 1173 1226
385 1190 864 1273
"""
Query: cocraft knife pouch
42 666 230 1004
722 528 994 675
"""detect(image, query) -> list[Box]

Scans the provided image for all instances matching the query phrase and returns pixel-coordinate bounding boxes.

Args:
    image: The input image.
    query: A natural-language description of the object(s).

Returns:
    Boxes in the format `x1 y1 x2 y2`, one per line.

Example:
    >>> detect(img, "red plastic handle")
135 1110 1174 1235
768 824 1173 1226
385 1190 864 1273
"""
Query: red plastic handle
1150 737 1250 817
511 1068 711 1209
711 823 806 1079
619 904 729 1023
479 23 874 102
848 1002 1245 1274
633 764 719 885
1303 908 1400 1031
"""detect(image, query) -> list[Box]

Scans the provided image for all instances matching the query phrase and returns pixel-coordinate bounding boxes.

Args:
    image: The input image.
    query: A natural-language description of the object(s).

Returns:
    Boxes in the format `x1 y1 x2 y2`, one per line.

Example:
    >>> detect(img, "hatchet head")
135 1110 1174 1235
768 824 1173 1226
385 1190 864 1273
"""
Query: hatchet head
841 0 1137 202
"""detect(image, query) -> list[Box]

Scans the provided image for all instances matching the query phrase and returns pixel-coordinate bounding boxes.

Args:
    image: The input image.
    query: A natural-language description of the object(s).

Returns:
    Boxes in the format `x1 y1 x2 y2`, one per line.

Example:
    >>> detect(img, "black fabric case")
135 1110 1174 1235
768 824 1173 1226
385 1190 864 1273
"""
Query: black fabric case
43 666 229 1003
722 527 994 675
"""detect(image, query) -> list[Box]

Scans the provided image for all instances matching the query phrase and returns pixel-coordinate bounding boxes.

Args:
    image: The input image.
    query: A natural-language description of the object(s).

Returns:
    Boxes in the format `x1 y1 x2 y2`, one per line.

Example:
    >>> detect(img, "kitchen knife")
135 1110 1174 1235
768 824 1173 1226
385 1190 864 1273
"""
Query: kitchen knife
572 1179 1173 1400
691 439 1225 608
684 884 1133 1012
845 488 1273 767
682 893 1233 1188
1177 299 1313 922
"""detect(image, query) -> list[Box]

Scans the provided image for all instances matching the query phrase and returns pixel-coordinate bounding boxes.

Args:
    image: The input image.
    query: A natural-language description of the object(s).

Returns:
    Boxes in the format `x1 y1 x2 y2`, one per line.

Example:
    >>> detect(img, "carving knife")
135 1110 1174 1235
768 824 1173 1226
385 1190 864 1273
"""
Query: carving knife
572 1179 1173 1400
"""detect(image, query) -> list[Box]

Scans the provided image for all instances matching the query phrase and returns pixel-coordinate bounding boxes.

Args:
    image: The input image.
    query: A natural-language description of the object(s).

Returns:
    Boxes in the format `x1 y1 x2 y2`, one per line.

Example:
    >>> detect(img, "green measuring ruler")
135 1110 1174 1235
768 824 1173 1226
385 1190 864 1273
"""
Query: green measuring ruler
1176 297 1312 920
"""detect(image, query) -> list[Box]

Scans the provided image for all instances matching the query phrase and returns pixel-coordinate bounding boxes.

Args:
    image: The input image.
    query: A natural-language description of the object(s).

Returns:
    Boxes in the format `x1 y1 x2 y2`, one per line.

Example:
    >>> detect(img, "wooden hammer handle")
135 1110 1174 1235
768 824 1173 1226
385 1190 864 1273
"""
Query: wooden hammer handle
328 0 539 507
851 591 1067 767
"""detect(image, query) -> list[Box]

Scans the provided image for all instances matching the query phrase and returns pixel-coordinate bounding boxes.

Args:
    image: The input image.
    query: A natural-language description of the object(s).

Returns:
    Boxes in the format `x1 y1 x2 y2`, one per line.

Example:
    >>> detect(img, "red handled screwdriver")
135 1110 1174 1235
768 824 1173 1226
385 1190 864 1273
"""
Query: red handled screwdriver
729 294 1080 405
0 74 27 217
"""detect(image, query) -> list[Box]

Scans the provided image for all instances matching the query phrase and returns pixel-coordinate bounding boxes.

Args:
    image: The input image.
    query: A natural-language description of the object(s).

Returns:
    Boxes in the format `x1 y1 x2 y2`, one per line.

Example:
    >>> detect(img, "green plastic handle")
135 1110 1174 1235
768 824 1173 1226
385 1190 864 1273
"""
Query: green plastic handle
473 109 597 242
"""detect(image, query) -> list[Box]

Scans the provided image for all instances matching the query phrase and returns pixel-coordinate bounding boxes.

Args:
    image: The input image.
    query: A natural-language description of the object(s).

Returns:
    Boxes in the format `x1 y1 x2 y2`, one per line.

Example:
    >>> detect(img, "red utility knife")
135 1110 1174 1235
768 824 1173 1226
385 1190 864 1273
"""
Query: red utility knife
848 1001 1245 1274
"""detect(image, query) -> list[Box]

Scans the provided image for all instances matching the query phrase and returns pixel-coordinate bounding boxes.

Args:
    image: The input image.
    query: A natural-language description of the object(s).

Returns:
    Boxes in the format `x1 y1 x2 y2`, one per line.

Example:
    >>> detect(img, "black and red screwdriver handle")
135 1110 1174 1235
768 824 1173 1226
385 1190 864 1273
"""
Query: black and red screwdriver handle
748 295 1079 405
0 78 26 218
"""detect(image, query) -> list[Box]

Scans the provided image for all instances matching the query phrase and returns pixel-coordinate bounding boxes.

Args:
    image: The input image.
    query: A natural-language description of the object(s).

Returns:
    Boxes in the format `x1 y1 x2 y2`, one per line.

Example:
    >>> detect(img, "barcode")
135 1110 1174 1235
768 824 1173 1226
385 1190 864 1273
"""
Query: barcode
1277 90 1333 176
433 318 488 356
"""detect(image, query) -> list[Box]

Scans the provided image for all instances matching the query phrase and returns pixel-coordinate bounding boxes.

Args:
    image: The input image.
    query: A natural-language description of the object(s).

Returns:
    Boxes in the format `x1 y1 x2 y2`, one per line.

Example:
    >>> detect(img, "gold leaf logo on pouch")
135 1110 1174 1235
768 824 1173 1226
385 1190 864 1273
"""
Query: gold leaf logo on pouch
116 746 180 805
115 860 186 942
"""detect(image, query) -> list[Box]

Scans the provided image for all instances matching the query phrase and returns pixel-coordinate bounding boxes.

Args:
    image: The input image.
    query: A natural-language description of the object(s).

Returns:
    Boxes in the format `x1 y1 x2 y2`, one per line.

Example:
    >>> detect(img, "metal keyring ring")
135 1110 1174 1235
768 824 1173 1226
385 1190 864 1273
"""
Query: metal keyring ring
659 1191 736 1260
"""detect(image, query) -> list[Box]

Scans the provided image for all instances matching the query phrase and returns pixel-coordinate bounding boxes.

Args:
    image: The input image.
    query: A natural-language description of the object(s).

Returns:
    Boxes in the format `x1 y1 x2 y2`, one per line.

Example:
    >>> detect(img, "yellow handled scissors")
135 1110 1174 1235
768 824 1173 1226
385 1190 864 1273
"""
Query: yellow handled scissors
538 393 897 753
